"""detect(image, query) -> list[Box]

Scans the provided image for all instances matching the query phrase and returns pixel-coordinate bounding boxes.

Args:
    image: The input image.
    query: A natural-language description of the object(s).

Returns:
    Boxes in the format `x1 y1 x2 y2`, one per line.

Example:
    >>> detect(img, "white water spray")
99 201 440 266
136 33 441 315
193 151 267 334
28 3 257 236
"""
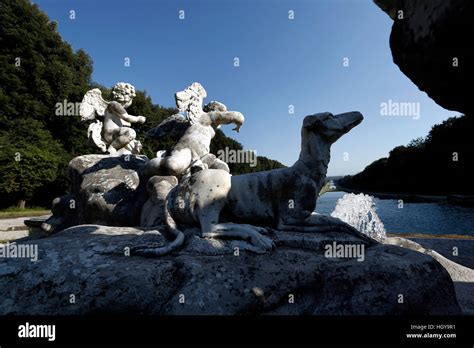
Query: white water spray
331 193 386 241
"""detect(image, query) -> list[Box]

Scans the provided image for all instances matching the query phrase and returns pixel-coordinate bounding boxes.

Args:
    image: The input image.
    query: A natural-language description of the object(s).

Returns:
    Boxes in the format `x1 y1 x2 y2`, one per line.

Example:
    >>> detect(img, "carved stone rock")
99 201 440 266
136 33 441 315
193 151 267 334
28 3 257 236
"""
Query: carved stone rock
0 225 461 315
41 154 149 234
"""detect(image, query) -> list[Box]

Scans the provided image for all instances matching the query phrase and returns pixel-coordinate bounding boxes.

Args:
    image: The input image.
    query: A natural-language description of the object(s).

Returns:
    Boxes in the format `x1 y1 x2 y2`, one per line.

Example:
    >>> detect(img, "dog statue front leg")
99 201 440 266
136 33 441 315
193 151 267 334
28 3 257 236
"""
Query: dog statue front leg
202 223 274 253
278 212 373 242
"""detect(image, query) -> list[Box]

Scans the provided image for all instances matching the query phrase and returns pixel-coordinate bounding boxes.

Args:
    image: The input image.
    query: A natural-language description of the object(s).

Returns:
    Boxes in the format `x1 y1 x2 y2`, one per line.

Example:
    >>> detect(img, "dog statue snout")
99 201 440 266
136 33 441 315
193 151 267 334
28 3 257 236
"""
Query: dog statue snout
336 111 364 131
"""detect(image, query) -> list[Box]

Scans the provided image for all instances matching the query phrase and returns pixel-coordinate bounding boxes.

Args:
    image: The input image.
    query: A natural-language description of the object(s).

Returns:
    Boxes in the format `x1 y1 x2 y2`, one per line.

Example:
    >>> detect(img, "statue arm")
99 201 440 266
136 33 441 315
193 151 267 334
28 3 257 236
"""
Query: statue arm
109 101 146 124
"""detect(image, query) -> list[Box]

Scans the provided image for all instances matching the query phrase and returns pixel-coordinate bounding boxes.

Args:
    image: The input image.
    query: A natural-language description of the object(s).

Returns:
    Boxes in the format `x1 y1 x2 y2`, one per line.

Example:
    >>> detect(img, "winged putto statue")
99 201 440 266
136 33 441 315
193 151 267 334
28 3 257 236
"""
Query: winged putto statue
142 82 245 178
79 82 146 155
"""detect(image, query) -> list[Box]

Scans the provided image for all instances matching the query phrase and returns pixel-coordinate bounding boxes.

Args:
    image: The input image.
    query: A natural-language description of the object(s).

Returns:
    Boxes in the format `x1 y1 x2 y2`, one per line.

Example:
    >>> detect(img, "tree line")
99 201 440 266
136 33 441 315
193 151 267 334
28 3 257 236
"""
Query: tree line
339 114 474 195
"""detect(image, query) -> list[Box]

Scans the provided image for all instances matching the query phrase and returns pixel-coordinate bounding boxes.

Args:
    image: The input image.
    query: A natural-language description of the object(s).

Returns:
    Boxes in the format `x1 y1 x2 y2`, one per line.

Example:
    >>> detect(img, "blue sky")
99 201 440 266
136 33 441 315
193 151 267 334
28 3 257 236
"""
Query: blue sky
34 0 458 176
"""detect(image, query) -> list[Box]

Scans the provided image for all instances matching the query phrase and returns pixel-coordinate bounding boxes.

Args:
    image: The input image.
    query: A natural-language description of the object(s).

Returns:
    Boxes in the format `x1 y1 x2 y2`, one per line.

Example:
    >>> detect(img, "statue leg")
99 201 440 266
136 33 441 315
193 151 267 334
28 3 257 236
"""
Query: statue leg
197 204 274 252
160 148 193 177
277 212 373 242
108 127 136 154
201 222 274 253
202 153 230 172
141 148 193 178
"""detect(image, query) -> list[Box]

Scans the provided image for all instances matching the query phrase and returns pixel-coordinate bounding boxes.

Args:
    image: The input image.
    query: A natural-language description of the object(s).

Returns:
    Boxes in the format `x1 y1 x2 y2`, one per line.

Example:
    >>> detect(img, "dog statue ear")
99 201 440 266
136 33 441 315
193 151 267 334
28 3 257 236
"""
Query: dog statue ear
302 112 333 129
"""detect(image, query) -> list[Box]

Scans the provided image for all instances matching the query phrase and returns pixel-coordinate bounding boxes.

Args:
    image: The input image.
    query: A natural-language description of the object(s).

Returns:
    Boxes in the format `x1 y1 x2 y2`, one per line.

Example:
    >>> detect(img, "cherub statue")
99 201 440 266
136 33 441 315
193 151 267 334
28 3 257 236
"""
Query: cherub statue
142 82 244 178
80 82 146 155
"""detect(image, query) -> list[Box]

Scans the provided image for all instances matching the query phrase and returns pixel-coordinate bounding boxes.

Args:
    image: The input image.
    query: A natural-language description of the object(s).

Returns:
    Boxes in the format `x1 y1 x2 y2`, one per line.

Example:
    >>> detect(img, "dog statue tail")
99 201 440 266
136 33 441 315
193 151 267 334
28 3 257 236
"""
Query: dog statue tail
131 199 185 257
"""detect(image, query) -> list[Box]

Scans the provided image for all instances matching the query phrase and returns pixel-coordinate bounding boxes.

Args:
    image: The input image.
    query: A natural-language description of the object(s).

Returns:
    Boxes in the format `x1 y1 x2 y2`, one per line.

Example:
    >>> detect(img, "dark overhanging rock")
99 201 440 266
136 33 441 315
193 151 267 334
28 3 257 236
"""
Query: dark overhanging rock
374 0 473 114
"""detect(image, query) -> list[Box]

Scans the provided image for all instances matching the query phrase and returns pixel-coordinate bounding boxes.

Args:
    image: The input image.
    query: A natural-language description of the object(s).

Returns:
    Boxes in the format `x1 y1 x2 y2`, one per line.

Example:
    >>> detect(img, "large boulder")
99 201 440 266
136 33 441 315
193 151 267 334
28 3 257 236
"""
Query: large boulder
0 225 461 315
374 0 473 114
41 154 149 234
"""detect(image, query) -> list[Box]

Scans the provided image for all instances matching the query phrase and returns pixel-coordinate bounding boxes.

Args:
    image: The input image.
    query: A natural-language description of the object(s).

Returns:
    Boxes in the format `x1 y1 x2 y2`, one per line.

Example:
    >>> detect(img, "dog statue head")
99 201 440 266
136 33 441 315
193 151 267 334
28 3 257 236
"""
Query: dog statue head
303 111 363 144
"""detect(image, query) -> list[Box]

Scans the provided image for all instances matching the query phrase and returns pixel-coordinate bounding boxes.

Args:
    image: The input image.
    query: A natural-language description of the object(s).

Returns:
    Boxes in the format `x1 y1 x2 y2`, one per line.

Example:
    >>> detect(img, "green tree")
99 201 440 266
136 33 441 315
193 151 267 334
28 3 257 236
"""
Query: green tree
0 119 67 208
0 0 93 207
340 114 474 195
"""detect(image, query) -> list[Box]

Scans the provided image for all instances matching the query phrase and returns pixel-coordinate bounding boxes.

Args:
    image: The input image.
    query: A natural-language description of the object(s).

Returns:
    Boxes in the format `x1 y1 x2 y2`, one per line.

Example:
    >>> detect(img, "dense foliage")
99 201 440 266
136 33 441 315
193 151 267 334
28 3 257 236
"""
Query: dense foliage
0 0 94 208
0 0 284 209
340 115 474 195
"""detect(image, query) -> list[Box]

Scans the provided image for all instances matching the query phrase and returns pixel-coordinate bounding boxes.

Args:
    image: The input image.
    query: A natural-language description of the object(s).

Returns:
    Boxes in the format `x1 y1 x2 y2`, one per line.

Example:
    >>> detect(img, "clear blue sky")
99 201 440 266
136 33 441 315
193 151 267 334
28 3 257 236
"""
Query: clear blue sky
34 0 458 176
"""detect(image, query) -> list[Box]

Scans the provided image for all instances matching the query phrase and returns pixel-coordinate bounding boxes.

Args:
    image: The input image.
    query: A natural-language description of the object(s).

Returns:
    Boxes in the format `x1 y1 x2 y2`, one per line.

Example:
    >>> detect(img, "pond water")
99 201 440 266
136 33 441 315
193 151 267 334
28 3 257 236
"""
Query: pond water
316 191 474 236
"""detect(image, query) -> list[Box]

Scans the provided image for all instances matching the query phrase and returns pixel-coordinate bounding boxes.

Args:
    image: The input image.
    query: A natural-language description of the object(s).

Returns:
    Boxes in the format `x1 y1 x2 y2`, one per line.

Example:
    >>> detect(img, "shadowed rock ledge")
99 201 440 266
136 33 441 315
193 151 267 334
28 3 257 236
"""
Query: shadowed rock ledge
0 225 461 315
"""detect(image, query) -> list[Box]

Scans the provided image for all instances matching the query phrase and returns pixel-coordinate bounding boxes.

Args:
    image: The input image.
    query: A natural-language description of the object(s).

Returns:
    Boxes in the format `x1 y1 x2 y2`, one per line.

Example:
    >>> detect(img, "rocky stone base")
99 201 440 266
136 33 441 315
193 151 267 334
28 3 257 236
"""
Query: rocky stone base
0 225 461 315
41 154 149 234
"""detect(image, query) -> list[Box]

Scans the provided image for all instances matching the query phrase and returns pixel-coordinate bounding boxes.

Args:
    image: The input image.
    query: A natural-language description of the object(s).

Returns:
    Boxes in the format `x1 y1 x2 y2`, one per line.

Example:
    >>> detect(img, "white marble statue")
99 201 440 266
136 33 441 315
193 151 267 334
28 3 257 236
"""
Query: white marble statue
133 112 369 256
80 82 146 155
142 82 244 178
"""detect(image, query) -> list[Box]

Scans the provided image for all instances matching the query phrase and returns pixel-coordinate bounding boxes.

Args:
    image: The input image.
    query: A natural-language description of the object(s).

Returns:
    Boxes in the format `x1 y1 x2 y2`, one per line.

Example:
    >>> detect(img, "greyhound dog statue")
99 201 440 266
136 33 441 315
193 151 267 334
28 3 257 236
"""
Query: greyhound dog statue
133 111 368 256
